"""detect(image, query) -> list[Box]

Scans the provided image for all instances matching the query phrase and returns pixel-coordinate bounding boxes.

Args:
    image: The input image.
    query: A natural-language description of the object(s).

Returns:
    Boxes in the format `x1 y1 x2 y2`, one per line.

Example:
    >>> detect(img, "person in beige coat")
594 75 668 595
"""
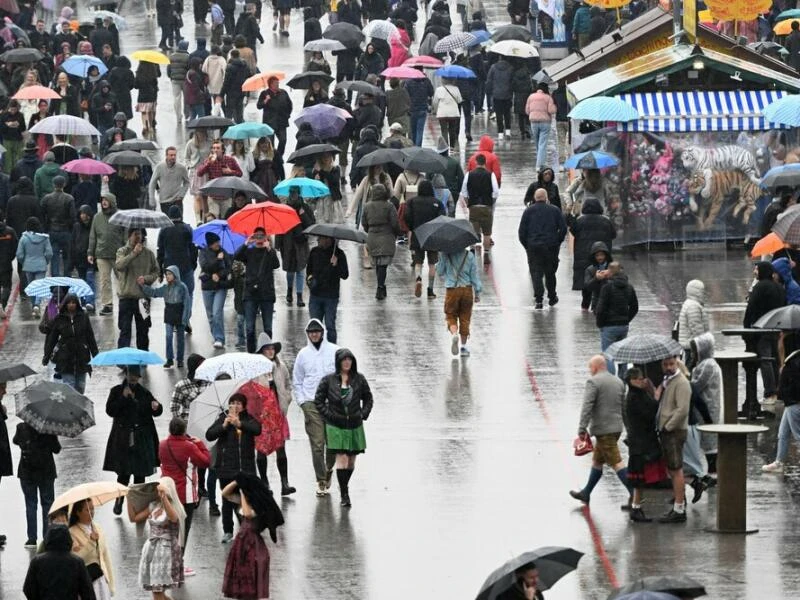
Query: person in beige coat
69 499 115 599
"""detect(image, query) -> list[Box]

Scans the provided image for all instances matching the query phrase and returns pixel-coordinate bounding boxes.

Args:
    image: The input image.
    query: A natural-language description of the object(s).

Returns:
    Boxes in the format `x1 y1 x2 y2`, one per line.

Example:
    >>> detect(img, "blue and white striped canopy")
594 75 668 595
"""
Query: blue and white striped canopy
617 91 788 132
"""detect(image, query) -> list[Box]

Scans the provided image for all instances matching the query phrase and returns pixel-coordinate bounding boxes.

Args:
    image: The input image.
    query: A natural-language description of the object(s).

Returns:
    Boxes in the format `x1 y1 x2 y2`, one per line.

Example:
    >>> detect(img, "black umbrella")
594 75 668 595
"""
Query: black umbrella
0 362 36 383
15 381 95 438
305 223 367 243
186 115 235 129
396 147 448 173
533 69 553 85
200 177 268 200
356 148 405 168
754 305 800 330
608 575 706 599
491 24 533 42
323 22 365 48
575 126 618 153
108 139 160 152
104 150 152 167
335 80 385 96
0 47 43 63
287 143 341 163
286 71 335 89
414 216 479 253
50 143 79 165
476 546 584 599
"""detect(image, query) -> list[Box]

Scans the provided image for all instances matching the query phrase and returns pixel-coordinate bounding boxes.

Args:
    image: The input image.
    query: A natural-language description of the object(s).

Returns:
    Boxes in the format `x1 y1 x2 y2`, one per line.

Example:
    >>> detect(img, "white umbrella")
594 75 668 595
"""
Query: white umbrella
186 379 247 441
29 115 100 137
194 352 273 381
489 39 538 59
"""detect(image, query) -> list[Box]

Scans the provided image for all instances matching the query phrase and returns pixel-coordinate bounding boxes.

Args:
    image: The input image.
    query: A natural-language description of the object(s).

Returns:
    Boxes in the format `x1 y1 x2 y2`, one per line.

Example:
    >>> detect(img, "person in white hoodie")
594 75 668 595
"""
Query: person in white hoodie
678 279 709 349
202 46 227 112
292 318 339 496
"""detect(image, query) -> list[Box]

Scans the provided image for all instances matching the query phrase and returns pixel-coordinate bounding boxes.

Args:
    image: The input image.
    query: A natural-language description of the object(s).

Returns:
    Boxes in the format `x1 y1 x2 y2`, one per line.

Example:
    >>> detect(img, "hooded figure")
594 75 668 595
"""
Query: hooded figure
690 332 721 458
524 167 560 208
350 126 384 189
466 135 502 185
108 56 135 119
16 217 53 275
772 257 800 305
23 525 95 600
582 242 612 311
678 280 710 348
43 293 98 385
89 80 118 134
570 199 616 293
744 261 786 328
142 265 191 328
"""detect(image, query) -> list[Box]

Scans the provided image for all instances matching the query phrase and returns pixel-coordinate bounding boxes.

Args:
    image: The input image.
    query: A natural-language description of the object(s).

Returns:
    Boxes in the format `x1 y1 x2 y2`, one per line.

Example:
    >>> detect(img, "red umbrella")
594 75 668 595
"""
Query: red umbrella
227 201 301 236
402 56 443 68
60 158 116 176
238 381 288 456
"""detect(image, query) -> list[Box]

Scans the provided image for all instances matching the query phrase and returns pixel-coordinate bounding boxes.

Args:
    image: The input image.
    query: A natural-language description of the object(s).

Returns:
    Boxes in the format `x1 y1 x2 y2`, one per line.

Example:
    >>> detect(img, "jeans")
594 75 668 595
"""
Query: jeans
682 425 707 478
530 121 551 170
236 313 245 347
165 323 185 361
600 324 629 376
309 295 339 344
244 298 274 353
189 103 207 119
75 265 95 307
493 98 512 132
49 230 72 277
60 372 87 394
20 478 54 542
757 335 778 397
410 110 427 146
202 289 227 343
525 245 559 302
777 403 800 462
118 297 150 350
181 267 195 320
24 271 46 307
301 402 335 483
286 270 304 294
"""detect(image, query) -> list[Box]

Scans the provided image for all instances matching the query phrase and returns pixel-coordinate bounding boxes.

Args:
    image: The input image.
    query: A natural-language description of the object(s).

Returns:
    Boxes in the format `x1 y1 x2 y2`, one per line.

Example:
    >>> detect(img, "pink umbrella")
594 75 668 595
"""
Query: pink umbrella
60 158 116 176
403 56 444 68
13 85 60 100
381 66 427 79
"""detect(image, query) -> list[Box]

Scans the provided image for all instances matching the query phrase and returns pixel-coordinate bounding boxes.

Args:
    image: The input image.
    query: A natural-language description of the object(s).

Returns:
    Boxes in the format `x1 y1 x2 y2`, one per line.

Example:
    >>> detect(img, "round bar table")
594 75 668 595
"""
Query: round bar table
713 351 757 424
721 328 781 420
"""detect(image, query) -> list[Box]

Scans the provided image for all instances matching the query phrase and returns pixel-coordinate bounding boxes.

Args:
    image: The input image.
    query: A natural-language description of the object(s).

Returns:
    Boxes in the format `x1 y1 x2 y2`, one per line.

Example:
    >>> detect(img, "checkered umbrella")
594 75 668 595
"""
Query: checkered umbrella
15 381 95 438
108 209 174 229
604 334 683 364
29 115 100 137
434 32 478 54
363 19 398 40
772 204 800 244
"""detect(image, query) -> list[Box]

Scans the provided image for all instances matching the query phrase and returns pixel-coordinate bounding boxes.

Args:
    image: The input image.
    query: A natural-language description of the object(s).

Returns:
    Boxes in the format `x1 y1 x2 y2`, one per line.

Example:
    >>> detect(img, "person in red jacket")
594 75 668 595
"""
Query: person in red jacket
159 416 211 570
466 135 502 187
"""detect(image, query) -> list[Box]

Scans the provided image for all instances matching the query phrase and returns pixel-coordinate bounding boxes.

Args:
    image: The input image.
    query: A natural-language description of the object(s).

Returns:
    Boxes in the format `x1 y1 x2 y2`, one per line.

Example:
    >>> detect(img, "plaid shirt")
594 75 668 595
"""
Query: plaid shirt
196 154 242 180
171 378 210 419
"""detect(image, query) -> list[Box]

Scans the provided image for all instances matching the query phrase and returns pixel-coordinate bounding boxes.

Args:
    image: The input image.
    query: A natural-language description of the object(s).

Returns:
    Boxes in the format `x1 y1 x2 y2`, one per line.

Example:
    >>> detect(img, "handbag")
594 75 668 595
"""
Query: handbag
573 433 594 457
86 562 104 582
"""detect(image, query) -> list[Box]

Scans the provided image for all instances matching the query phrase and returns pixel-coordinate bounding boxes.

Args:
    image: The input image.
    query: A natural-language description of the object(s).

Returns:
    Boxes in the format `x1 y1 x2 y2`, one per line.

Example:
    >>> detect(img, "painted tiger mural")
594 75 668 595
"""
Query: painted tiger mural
687 169 764 230
681 145 761 185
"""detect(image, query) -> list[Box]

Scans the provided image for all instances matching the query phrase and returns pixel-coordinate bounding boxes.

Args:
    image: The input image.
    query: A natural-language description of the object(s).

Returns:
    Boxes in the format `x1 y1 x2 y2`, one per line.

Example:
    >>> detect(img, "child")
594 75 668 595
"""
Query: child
141 266 190 369
232 260 246 350
16 216 52 319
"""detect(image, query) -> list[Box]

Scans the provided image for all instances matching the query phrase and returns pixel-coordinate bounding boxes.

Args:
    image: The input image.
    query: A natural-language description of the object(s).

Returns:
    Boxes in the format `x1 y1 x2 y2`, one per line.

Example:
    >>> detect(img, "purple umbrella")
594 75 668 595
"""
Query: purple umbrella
294 104 351 139
60 158 116 176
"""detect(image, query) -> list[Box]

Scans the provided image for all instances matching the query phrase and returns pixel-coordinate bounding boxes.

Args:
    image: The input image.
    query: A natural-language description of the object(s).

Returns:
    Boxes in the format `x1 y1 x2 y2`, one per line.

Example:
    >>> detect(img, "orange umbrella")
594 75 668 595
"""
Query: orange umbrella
775 18 800 36
241 71 287 92
13 85 60 100
751 232 788 258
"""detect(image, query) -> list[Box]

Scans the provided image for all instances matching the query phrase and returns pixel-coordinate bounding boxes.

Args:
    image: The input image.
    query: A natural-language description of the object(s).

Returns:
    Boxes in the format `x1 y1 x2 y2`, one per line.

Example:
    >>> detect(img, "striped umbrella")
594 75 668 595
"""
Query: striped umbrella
568 97 639 122
29 115 100 137
763 95 800 127
24 276 93 300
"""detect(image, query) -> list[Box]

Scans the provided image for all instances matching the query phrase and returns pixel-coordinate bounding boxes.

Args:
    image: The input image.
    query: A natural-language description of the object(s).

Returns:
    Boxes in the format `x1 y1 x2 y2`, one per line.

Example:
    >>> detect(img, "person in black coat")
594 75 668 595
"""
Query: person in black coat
350 126 384 189
0 381 12 545
314 348 373 507
570 198 615 294
219 49 249 123
103 367 163 514
108 57 135 119
337 0 362 27
43 294 98 393
306 236 349 343
234 230 281 352
523 167 560 209
0 211 17 317
6 177 40 240
303 8 322 46
256 77 293 157
23 525 96 600
205 392 261 541
405 180 445 298
234 3 263 51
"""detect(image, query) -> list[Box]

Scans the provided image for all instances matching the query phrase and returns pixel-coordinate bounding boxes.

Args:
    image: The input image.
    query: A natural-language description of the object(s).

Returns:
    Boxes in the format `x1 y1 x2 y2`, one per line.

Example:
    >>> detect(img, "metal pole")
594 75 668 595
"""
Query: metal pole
674 0 682 44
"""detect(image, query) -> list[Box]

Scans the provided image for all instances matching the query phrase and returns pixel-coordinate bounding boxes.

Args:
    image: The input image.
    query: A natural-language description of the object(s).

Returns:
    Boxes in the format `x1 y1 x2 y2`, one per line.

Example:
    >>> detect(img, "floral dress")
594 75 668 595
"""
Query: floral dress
138 502 184 592
222 517 270 600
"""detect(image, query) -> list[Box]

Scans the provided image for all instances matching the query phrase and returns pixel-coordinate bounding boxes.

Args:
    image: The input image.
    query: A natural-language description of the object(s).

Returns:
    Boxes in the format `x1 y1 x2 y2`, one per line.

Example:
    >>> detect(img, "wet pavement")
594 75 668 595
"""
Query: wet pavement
1 2 800 599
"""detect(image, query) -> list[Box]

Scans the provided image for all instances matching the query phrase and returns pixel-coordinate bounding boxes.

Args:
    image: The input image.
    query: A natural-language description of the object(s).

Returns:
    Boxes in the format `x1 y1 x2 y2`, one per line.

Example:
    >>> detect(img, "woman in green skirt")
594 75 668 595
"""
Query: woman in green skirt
314 348 373 507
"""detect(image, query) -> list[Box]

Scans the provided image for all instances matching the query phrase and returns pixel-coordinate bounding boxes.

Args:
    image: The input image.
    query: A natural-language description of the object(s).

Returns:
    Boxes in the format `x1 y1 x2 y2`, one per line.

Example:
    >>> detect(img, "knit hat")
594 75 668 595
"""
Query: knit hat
43 151 55 163
113 112 126 122
436 136 449 155
389 122 405 133
168 205 182 221
205 231 221 246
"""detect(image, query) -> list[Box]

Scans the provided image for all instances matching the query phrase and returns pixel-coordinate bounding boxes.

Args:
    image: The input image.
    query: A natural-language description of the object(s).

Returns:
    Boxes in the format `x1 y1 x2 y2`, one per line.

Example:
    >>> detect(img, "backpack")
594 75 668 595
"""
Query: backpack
211 4 225 26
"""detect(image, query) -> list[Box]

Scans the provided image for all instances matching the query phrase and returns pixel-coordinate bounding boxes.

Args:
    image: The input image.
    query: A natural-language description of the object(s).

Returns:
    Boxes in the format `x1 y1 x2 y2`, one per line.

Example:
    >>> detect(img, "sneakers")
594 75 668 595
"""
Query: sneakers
235 343 246 350
659 509 687 523
99 305 113 316
569 489 590 504
414 277 422 298
221 532 233 544
763 395 778 406
534 301 544 310
84 303 95 312
630 508 652 523
163 360 174 369
548 295 559 306
213 341 224 349
460 346 470 357
184 567 196 577
316 481 329 497
427 287 436 299
762 460 784 473
209 504 221 516
24 539 37 548
498 132 504 140
504 129 511 138
451 334 459 356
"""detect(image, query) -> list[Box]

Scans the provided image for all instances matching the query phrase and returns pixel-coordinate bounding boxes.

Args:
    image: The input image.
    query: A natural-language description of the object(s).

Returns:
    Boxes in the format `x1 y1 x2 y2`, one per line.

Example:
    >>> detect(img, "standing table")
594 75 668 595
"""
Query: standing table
721 328 781 420
698 424 768 534
713 350 757 424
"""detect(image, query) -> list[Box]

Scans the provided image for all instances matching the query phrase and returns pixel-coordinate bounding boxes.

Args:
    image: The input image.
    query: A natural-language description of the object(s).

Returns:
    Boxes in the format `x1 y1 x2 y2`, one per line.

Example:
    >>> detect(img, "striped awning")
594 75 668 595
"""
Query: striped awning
617 91 788 132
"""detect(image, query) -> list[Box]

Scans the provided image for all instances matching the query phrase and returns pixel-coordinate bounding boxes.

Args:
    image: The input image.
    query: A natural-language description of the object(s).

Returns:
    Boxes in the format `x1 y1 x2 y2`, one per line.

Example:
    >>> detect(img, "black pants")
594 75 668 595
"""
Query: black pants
273 127 288 158
118 297 150 350
224 96 244 124
460 101 472 137
494 98 512 132
0 271 11 308
581 288 592 309
159 24 181 48
255 446 288 487
182 501 197 554
219 477 241 534
223 9 235 35
376 264 388 288
526 245 559 302
192 0 207 23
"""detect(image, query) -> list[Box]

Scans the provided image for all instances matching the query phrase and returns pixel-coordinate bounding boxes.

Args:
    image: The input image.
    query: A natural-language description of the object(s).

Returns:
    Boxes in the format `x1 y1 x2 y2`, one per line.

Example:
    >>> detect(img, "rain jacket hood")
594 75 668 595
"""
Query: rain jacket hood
692 331 715 362
588 240 612 262
335 348 358 375
478 135 494 153
21 230 49 245
685 279 706 304
57 293 84 315
772 257 800 304
756 260 776 280
101 191 117 213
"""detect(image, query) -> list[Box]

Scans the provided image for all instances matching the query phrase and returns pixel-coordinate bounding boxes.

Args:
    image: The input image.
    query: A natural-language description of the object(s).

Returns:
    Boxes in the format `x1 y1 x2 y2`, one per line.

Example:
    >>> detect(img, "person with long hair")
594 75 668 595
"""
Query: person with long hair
249 137 277 199
28 100 51 159
310 152 343 224
184 129 211 224
109 165 144 211
229 139 255 182
49 71 80 117
362 183 400 299
134 62 161 138
69 499 115 599
17 69 41 126
302 80 329 108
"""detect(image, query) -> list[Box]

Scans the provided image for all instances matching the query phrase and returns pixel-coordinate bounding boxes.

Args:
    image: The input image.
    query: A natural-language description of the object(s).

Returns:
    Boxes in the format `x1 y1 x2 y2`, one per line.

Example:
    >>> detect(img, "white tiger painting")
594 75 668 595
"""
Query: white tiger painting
680 145 761 184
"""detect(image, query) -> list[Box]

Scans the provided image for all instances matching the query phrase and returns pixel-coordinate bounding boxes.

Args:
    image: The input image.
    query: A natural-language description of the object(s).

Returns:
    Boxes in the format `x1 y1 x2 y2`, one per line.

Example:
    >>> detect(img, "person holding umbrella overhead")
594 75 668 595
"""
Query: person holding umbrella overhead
0 377 13 547
495 562 543 600
405 180 445 299
68 498 116 598
196 140 242 219
306 233 349 343
198 232 233 349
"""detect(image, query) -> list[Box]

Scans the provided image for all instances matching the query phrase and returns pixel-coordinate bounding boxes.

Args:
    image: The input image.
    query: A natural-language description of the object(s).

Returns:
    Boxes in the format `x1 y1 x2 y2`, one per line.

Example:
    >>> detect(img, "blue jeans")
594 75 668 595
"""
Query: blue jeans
244 298 274 353
600 324 629 376
236 313 245 347
189 103 207 119
24 271 46 307
777 403 800 462
530 121 551 170
683 425 707 478
75 265 95 307
181 267 195 320
286 270 304 294
410 110 427 146
49 231 72 277
60 372 87 394
309 295 339 344
202 289 227 343
165 323 185 362
20 478 54 542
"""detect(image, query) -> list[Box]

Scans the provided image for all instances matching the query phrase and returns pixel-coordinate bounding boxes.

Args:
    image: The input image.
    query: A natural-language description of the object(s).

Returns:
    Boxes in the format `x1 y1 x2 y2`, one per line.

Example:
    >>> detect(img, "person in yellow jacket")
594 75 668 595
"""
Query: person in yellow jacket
69 499 116 599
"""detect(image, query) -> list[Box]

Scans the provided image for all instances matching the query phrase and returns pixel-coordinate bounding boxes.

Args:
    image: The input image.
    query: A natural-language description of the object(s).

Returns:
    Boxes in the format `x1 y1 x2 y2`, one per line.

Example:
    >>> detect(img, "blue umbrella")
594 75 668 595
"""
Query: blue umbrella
274 177 330 198
221 121 274 140
763 94 800 127
61 55 108 78
778 9 800 21
90 348 165 366
466 29 491 46
564 151 619 170
435 65 477 79
568 97 639 122
25 276 93 300
193 220 246 254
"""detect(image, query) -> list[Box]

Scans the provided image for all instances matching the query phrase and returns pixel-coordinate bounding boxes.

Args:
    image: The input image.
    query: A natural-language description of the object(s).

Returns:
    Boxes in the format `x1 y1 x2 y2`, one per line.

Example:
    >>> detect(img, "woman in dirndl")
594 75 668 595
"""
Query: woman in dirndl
130 477 186 600
623 368 667 524
314 348 373 507
184 128 211 224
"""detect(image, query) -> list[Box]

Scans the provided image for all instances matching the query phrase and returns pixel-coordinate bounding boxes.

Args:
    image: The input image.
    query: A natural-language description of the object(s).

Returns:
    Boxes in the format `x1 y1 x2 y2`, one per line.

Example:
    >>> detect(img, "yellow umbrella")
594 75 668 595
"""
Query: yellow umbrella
131 49 171 65
49 481 128 515
583 0 631 24
775 19 800 35
699 9 713 23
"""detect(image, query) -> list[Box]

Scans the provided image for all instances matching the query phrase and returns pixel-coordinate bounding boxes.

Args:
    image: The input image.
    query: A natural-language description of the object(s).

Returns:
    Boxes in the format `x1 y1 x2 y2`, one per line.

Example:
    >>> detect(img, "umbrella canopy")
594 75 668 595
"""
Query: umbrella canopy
615 594 680 600
778 9 800 20
108 139 160 152
434 32 478 53
0 0 18 14
467 29 492 46
564 151 620 170
286 71 335 89
491 24 533 42
49 481 128 515
489 39 538 58
575 126 618 152
476 547 584 599
12 85 60 100
60 158 116 176
305 223 367 243
227 201 302 236
413 216 479 253
396 147 449 173
130 49 170 65
761 164 800 189
334 80 385 96
763 95 800 127
435 65 477 79
186 115 235 129
30 115 100 137
241 71 287 92
295 103 351 139
363 19 398 40
195 353 273 381
771 203 800 244
109 208 173 229
754 305 800 330
568 97 639 122
1 47 44 64
200 177 268 200
323 22 365 48
221 122 275 140
91 10 128 29
61 55 108 78
50 143 79 164
3 20 28 44
287 143 341 163
103 150 152 167
747 41 789 55
403 56 444 68
90 348 165 367
381 66 426 79
604 334 683 363
193 220 246 253
304 39 346 52
750 232 787 258
0 362 36 383
355 148 405 168
25 276 93 300
274 177 331 198
608 575 706 599
775 18 800 36
187 379 248 440
15 381 95 438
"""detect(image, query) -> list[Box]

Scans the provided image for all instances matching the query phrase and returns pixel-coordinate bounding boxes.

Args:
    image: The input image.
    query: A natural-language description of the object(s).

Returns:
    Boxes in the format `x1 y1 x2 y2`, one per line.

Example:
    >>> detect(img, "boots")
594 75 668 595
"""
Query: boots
296 293 305 308
286 291 293 305
281 479 297 496
337 468 353 507
113 497 124 515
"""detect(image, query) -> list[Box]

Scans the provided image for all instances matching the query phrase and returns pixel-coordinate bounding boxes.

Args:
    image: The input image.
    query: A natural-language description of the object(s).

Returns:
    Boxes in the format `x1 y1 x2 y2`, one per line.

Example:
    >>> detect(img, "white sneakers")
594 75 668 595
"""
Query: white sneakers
32 306 40 319
213 341 224 349
498 132 504 140
504 129 511 137
763 395 778 406
762 461 784 473
316 482 329 497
